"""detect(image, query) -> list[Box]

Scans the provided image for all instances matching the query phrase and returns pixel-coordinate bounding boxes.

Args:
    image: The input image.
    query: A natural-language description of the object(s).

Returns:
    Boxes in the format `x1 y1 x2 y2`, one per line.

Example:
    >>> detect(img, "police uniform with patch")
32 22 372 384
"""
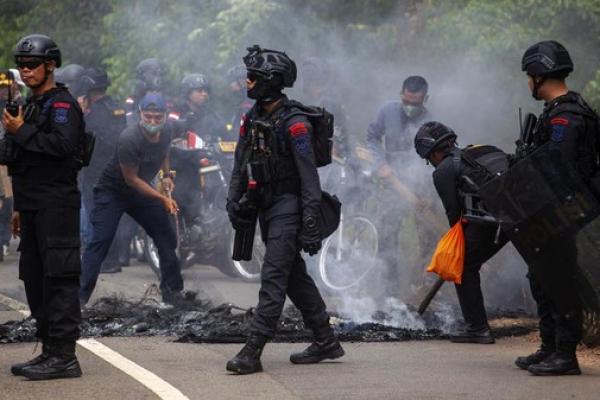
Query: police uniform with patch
229 97 328 338
10 83 84 352
525 90 596 361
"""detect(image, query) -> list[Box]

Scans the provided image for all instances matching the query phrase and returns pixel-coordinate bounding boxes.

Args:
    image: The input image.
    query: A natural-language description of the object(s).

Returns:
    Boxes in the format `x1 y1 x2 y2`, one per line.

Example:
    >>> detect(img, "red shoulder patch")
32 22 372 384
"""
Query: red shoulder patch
239 114 247 137
551 117 569 126
53 102 71 109
289 122 308 138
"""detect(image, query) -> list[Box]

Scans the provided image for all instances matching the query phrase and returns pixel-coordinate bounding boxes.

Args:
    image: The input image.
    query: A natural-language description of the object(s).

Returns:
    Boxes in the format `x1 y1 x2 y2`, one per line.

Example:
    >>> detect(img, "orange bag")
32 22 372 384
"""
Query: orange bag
426 221 465 284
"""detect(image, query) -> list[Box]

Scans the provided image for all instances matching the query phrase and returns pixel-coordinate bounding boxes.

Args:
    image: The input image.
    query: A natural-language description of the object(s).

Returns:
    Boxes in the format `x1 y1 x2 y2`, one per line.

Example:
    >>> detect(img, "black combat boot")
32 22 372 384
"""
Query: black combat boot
450 326 495 344
20 340 82 380
11 341 51 376
528 352 581 376
290 325 345 364
515 343 555 370
226 334 268 374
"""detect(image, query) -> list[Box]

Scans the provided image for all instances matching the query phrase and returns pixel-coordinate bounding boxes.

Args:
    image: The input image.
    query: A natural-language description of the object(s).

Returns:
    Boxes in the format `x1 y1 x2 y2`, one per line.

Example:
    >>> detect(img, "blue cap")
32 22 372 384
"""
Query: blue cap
138 91 167 112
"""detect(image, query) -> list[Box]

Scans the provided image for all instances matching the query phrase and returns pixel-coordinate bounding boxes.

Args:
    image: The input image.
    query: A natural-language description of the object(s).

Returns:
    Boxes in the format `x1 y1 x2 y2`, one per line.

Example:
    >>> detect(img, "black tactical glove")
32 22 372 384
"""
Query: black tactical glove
226 199 254 231
300 215 322 256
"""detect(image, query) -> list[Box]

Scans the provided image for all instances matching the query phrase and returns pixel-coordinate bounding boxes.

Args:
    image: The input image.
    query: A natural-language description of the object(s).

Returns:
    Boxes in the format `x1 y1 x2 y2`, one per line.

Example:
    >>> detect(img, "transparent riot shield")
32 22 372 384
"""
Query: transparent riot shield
479 143 600 311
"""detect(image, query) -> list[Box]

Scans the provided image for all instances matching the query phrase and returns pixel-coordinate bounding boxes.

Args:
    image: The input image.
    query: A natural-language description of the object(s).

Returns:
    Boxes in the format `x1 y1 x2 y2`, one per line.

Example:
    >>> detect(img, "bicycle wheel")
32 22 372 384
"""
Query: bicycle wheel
318 214 379 291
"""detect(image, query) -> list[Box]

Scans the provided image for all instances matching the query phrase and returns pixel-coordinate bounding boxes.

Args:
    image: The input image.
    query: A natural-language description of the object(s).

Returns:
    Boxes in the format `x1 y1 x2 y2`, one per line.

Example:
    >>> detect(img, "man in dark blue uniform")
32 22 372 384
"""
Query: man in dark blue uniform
514 41 597 376
79 92 183 305
2 34 84 380
225 45 344 375
415 122 509 344
175 73 226 142
75 67 127 273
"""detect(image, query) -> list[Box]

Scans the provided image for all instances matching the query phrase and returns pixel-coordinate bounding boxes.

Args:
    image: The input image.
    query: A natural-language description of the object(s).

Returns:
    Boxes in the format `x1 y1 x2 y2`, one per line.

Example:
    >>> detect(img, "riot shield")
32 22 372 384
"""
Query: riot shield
479 143 600 311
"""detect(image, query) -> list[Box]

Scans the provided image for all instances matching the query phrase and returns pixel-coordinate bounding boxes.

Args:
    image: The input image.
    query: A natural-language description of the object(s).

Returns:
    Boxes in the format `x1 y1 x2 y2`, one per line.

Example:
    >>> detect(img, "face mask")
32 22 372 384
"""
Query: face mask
141 121 164 135
402 104 423 119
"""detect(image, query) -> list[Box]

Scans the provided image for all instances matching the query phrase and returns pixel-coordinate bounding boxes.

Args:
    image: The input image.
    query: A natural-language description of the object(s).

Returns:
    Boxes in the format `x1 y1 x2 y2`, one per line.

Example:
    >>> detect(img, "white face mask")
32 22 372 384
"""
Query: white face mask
402 104 424 119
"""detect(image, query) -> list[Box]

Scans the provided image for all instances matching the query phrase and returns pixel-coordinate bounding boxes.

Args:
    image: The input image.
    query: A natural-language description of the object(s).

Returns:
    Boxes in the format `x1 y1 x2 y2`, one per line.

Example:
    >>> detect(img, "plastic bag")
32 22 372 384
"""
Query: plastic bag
426 221 465 284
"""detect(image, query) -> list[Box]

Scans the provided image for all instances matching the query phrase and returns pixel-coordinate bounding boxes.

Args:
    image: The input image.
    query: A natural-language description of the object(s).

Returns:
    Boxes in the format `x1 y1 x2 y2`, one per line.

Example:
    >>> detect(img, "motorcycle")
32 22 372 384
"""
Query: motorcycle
144 133 263 281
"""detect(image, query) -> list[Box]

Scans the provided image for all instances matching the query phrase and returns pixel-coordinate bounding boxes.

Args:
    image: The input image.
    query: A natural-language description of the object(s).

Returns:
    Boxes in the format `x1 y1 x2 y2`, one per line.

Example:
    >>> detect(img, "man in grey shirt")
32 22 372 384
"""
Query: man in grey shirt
365 76 434 295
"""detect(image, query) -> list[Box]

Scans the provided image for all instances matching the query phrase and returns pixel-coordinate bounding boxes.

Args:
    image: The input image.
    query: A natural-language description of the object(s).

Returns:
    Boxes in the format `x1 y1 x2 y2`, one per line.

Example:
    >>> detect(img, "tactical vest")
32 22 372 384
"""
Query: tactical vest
243 102 302 196
534 92 599 180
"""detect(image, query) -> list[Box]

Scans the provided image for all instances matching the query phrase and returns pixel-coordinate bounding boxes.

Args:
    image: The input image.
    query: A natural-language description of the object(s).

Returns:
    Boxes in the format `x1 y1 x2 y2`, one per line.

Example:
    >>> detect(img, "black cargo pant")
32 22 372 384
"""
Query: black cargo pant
251 195 330 338
527 237 582 355
455 222 508 331
19 207 81 342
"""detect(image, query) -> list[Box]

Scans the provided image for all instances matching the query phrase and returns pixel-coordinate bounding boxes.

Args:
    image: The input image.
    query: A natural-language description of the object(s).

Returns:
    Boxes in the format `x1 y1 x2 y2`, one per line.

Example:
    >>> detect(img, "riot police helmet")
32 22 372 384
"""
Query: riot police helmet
414 121 457 159
521 40 573 78
55 64 85 87
13 34 62 68
180 73 210 96
243 45 297 88
136 58 166 91
74 67 110 97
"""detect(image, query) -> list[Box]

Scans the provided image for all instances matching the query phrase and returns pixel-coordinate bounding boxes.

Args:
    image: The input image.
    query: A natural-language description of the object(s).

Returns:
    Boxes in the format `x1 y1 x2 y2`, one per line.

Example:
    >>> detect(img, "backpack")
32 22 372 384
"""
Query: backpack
454 145 509 189
453 145 509 224
282 100 334 167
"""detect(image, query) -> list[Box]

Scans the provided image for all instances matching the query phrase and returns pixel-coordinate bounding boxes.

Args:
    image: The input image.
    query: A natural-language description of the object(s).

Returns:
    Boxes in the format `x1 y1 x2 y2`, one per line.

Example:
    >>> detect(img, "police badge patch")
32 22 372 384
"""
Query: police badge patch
53 102 71 124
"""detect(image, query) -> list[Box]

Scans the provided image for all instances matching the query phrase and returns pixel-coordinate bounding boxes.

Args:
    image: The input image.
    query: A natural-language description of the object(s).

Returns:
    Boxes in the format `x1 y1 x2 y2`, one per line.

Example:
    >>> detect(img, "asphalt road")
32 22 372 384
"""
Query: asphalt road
1 248 600 400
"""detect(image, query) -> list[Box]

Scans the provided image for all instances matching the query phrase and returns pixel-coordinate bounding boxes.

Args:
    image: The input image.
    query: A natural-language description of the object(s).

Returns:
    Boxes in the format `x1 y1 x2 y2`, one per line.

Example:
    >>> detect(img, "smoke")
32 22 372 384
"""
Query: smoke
88 1 548 324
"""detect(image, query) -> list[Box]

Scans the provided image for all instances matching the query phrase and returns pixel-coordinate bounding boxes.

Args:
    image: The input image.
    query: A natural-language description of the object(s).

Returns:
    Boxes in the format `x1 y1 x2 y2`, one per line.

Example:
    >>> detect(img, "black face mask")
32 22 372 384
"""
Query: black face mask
247 76 282 102
531 76 545 100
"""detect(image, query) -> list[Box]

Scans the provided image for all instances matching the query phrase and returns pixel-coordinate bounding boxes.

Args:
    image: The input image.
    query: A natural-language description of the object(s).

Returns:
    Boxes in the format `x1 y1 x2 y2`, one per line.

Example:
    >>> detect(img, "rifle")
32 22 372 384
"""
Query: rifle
515 108 538 159
232 171 259 261
232 120 272 261
3 70 19 117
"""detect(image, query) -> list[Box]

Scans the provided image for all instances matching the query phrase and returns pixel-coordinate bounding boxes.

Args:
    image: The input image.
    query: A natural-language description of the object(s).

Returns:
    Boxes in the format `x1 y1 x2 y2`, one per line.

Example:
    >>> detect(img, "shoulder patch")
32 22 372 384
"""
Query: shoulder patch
551 124 566 142
239 114 247 137
551 117 569 126
54 107 69 124
289 122 308 138
53 102 71 109
113 109 126 116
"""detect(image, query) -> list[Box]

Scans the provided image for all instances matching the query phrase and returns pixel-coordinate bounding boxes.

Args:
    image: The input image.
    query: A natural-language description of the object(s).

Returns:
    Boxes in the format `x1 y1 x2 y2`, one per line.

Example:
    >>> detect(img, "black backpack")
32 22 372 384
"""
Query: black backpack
282 100 334 167
454 145 509 189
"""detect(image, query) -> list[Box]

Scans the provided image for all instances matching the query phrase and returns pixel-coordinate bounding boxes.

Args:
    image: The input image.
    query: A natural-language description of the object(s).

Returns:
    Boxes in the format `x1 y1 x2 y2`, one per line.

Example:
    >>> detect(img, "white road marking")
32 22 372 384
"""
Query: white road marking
0 292 190 400
77 338 189 400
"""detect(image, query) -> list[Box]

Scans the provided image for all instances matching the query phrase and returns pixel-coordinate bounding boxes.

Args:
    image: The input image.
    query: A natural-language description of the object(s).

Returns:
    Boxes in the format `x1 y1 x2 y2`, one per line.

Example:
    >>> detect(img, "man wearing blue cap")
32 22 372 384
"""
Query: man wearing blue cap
79 92 183 304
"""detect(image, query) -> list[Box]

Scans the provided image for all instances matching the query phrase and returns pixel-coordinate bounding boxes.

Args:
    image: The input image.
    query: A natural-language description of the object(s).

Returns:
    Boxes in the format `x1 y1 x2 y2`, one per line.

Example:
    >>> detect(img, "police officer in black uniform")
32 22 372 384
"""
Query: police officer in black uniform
414 122 509 344
177 73 227 142
75 67 127 273
514 41 595 376
225 45 344 374
2 34 84 380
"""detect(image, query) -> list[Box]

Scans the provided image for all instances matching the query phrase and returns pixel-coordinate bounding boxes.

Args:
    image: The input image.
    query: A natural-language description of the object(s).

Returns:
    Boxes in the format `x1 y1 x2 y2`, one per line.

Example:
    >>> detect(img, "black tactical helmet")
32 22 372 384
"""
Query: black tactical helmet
74 67 110 97
180 73 210 96
521 40 573 78
55 64 85 86
136 58 166 91
243 45 296 88
13 34 62 67
226 64 246 83
414 121 457 159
